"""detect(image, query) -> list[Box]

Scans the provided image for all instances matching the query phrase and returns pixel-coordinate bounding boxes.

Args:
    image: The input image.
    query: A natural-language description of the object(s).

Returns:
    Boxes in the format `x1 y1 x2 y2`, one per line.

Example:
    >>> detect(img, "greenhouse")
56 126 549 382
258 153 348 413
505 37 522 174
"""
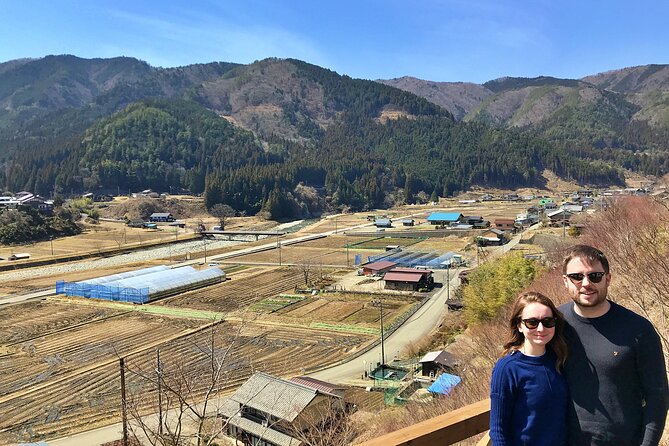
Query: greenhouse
56 265 225 304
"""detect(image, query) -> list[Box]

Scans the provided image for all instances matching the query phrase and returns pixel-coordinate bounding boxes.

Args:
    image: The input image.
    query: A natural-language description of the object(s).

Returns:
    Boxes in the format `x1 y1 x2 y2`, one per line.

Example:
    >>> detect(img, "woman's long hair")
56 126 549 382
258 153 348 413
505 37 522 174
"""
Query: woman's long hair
502 291 568 371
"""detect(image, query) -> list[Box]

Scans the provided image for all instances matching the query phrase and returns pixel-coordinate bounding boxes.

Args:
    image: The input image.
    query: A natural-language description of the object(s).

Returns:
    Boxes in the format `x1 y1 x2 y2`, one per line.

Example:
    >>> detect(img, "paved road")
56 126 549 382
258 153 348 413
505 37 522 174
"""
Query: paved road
310 267 463 384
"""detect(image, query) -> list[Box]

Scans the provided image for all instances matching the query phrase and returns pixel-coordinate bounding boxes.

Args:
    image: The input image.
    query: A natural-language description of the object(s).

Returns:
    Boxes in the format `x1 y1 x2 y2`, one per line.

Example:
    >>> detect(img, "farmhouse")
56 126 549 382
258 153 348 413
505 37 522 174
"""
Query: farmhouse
383 267 434 291
477 228 506 246
221 372 344 446
493 218 516 231
149 212 175 222
427 212 462 226
361 260 397 276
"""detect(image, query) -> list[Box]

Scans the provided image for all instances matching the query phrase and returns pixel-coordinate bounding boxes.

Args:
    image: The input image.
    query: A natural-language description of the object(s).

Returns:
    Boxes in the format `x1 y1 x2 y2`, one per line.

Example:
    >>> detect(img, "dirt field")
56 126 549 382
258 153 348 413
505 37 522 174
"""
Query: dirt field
0 308 373 443
0 199 556 443
0 220 190 263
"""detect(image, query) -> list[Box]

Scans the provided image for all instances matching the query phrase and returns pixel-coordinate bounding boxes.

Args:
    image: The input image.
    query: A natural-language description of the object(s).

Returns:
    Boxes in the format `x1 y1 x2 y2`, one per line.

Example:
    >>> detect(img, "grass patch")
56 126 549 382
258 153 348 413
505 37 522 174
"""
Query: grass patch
309 322 379 335
250 294 306 313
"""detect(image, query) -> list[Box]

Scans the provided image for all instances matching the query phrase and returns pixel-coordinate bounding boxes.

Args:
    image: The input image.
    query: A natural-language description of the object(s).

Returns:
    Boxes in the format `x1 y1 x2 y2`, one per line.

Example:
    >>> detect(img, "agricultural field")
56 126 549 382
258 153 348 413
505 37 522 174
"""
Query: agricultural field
0 309 373 444
0 220 189 264
0 200 545 443
271 292 417 331
155 266 308 313
349 236 424 250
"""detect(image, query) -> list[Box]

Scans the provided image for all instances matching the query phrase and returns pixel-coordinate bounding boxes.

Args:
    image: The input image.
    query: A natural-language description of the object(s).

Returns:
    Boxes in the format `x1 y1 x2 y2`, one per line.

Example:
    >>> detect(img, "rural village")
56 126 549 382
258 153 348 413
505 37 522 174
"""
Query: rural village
0 182 658 446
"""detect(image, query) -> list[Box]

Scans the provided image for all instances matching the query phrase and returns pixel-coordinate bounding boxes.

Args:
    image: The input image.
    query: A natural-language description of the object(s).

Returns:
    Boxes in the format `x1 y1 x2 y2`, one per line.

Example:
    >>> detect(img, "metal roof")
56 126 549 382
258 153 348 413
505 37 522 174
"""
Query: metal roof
427 212 462 222
289 376 345 395
419 350 458 367
225 413 302 446
384 271 424 282
230 372 319 422
363 260 397 271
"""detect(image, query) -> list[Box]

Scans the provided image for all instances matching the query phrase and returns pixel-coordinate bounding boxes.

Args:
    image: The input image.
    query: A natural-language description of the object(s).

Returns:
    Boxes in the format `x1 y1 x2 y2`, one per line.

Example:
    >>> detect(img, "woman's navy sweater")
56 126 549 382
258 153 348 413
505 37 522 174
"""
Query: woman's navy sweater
490 349 568 446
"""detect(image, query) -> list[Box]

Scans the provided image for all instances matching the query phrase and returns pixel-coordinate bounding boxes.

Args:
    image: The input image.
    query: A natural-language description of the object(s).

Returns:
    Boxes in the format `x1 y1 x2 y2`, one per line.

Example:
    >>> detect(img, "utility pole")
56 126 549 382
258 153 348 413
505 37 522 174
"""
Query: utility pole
446 265 450 303
49 236 54 256
204 236 207 263
562 208 566 238
346 239 350 267
379 295 385 371
120 358 129 446
277 235 282 266
156 349 163 436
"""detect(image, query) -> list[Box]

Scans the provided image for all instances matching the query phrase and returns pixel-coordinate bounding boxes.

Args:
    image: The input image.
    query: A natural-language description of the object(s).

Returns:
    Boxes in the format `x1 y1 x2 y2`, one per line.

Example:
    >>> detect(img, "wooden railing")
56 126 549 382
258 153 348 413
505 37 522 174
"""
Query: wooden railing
356 398 491 446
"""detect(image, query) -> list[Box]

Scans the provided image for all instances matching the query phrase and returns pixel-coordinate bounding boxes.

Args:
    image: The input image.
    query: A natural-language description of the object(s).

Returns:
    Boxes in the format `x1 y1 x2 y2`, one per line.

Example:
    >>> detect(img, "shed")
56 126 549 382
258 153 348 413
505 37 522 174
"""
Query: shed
127 219 145 228
374 218 392 228
401 219 415 226
8 253 31 261
384 267 433 291
361 260 397 276
420 350 459 377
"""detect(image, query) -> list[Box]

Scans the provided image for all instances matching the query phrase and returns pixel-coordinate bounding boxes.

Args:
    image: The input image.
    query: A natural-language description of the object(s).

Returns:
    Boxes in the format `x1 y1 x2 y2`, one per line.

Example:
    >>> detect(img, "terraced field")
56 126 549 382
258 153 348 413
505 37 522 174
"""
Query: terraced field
273 293 417 328
0 317 373 444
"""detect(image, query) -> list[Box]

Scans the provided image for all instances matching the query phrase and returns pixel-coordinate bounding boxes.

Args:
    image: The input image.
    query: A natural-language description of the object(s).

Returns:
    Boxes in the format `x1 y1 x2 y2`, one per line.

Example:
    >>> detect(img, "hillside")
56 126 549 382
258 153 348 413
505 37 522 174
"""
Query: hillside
379 76 493 120
379 66 669 176
1 55 665 219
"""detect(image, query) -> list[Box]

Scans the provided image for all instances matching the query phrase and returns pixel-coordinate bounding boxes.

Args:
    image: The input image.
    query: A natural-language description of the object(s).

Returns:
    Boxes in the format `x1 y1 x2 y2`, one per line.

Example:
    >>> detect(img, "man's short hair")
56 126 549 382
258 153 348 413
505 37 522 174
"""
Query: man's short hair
562 244 610 274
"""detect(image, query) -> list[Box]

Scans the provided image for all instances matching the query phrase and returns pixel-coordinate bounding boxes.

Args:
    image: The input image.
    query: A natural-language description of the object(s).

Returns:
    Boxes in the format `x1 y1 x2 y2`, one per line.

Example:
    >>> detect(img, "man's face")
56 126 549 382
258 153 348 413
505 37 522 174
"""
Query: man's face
563 257 611 310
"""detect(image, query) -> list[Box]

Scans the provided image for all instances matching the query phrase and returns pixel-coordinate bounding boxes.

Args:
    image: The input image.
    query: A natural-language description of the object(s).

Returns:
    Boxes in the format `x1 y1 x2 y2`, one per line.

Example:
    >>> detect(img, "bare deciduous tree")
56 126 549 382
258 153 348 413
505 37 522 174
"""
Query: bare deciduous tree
123 319 250 446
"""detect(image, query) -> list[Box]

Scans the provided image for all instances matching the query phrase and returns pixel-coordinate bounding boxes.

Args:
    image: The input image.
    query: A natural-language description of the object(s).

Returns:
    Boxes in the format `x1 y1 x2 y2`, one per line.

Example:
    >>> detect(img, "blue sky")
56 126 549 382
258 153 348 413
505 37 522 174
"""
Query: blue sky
1 0 667 83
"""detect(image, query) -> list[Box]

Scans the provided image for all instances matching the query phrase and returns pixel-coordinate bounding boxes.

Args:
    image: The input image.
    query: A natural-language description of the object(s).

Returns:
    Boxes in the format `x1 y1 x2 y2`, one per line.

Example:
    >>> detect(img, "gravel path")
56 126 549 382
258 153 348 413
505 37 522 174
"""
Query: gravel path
0 238 249 283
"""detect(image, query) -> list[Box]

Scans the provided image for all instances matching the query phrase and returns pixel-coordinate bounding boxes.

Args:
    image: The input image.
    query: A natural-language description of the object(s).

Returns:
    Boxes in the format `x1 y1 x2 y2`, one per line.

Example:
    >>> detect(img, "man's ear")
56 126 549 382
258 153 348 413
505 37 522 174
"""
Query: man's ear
562 275 570 290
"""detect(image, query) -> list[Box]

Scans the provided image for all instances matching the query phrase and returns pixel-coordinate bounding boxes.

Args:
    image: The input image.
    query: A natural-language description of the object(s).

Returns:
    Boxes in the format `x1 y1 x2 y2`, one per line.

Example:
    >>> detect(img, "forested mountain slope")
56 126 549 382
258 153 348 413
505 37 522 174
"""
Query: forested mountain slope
0 55 652 218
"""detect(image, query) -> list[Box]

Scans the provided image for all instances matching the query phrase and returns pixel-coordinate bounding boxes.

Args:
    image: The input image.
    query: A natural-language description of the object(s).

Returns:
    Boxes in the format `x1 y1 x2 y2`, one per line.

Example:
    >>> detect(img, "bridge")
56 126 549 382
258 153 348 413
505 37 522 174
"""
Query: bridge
200 230 286 241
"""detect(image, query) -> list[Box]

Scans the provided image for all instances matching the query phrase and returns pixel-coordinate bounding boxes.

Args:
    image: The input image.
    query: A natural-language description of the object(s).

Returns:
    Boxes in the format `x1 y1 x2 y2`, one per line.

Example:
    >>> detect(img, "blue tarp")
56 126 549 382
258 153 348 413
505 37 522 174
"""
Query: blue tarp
427 373 461 395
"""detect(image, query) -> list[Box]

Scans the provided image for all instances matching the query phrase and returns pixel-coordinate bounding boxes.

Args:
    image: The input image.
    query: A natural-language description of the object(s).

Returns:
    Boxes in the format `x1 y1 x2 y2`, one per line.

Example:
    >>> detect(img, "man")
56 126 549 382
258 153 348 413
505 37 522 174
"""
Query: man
560 244 668 445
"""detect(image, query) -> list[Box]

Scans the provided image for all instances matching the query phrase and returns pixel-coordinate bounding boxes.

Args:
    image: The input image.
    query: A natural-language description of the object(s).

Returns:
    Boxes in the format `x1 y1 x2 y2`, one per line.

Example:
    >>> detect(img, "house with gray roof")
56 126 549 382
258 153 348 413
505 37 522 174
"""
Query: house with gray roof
221 372 344 446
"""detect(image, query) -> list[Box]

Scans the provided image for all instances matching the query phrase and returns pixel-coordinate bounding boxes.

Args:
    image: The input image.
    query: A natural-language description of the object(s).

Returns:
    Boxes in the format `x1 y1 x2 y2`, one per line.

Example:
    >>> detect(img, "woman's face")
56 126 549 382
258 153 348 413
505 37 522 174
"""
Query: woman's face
518 302 556 351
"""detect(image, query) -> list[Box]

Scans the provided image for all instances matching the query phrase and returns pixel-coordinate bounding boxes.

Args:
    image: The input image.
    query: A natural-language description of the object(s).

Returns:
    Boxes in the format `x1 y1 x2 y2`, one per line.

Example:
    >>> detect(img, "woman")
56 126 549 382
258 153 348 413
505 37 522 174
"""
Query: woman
489 291 568 446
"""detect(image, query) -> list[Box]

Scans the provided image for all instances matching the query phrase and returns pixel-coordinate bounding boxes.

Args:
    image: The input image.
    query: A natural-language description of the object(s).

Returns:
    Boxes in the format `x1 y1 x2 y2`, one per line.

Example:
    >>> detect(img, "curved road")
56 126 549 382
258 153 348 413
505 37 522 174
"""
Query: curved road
310 267 463 384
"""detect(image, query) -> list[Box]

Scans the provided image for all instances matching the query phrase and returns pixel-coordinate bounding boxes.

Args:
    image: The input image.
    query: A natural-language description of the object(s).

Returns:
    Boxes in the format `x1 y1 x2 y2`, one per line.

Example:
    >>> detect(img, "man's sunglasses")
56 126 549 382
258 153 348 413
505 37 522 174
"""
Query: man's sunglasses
566 272 606 283
521 317 557 329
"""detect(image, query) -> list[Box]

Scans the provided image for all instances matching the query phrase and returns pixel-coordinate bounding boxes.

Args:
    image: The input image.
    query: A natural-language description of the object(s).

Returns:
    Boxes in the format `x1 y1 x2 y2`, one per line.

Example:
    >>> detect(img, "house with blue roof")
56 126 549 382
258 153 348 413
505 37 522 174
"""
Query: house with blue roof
427 212 463 226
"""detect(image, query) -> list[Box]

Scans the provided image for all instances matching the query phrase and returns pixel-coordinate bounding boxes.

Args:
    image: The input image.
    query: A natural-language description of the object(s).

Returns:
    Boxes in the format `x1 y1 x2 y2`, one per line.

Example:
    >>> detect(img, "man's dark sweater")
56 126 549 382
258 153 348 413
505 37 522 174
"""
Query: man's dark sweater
559 300 668 446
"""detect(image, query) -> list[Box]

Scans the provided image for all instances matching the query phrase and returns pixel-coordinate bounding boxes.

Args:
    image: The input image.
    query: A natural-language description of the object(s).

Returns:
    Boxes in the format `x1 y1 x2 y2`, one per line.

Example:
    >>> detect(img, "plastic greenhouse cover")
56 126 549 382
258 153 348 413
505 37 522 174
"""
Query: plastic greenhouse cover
99 266 224 294
82 265 171 285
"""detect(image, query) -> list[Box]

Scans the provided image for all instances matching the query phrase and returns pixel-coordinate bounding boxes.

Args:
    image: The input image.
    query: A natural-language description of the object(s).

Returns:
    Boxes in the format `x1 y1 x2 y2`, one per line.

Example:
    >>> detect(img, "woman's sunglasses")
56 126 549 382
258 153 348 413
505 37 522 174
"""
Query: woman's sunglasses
521 317 557 329
566 272 606 283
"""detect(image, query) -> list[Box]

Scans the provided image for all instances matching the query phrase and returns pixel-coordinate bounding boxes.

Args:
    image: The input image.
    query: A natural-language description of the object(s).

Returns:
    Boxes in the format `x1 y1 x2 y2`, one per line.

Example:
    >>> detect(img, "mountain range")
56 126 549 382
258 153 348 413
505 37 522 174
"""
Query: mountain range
0 55 667 217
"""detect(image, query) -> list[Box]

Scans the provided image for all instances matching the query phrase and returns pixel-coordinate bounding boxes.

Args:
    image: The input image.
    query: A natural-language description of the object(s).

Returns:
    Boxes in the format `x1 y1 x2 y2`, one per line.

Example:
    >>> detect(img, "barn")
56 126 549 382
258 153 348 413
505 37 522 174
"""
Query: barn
383 267 434 291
